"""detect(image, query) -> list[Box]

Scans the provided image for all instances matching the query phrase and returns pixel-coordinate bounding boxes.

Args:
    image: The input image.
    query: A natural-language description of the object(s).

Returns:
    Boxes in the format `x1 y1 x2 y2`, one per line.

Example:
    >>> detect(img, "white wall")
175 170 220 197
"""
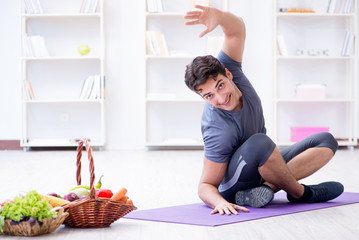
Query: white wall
0 0 357 149
0 0 22 139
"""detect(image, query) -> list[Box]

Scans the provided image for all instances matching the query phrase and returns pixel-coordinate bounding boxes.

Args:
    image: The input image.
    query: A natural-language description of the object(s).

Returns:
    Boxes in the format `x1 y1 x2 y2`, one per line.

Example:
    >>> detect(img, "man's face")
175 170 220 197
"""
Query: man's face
197 69 242 111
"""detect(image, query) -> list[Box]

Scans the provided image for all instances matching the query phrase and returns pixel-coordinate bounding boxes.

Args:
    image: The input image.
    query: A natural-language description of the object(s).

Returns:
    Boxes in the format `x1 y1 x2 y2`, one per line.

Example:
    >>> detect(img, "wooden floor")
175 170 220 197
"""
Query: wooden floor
0 148 358 239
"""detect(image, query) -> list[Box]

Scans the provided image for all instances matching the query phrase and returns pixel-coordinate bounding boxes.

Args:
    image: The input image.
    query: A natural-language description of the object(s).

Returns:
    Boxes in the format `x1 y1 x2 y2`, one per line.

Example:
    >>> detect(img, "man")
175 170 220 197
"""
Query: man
184 5 343 215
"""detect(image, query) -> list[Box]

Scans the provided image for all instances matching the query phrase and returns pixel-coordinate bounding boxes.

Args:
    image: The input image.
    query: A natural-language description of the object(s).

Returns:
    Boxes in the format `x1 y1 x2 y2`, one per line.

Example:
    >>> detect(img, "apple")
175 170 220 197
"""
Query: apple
78 45 91 55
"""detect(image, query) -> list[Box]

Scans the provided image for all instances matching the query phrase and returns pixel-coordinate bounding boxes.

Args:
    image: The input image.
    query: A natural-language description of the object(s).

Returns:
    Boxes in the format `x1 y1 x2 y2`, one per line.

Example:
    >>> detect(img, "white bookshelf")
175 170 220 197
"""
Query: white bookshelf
144 0 228 148
20 0 105 149
272 0 358 147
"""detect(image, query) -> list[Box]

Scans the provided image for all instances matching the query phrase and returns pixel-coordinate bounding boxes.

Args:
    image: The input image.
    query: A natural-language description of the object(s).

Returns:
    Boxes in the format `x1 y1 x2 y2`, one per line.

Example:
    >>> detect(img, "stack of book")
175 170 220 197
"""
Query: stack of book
327 0 353 13
22 35 49 57
24 0 43 14
146 31 168 56
79 75 102 100
146 0 163 12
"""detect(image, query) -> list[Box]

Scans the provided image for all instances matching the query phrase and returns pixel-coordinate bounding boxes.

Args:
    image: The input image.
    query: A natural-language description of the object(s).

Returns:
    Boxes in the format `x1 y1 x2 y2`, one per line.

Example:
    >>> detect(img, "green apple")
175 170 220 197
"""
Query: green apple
78 45 91 55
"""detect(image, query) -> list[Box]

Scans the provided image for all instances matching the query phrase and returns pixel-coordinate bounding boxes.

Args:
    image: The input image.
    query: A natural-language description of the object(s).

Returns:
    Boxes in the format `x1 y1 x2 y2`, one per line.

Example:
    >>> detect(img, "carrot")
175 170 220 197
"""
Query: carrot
126 199 133 205
119 196 128 203
111 187 127 201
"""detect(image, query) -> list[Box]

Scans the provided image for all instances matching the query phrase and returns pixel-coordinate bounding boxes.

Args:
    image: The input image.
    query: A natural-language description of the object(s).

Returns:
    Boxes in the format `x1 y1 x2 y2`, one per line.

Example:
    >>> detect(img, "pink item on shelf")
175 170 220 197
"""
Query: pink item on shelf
291 127 329 142
295 84 326 99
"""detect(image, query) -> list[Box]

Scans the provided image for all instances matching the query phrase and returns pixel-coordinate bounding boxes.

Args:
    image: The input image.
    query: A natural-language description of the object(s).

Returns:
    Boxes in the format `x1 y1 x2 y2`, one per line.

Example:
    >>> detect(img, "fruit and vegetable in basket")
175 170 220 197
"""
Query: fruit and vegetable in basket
0 191 58 233
39 175 134 206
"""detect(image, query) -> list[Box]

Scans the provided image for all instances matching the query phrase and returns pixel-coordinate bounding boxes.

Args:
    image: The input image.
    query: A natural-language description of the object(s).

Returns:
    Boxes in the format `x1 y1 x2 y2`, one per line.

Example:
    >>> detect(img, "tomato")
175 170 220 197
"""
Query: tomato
96 189 113 198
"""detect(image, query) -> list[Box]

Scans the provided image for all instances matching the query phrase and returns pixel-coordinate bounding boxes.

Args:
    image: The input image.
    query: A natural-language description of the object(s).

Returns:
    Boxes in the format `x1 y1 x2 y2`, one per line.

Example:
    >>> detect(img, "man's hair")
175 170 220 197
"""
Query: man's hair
184 55 227 93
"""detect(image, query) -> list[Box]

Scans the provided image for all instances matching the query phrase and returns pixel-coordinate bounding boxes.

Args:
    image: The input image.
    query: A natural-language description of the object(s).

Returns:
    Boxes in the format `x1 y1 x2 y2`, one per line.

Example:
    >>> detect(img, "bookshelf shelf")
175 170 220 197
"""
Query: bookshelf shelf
145 140 204 148
23 13 101 18
273 0 358 147
22 138 105 148
145 55 195 60
276 12 355 18
276 98 352 103
276 56 354 60
144 0 227 148
146 97 203 103
277 140 354 147
146 12 185 17
22 56 101 61
24 99 103 103
20 0 106 149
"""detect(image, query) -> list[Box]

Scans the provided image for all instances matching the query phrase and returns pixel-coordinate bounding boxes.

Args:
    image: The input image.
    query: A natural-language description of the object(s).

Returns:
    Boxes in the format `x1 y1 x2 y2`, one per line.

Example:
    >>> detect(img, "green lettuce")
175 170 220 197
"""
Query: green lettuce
0 191 55 223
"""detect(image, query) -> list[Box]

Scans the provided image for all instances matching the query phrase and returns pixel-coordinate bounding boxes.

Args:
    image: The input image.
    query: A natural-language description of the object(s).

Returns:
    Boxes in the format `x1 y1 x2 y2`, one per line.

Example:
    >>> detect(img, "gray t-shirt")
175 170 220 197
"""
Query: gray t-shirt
201 51 266 163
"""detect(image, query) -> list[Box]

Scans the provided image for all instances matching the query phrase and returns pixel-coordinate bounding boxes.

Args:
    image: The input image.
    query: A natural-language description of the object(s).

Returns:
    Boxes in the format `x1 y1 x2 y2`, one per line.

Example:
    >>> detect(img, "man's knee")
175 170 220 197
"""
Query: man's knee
314 132 338 154
245 133 276 166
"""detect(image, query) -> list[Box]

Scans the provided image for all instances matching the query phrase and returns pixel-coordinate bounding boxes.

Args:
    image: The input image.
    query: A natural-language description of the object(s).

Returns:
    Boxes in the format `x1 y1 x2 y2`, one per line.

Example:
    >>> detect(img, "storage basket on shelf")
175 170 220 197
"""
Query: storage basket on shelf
61 139 136 228
1 207 68 237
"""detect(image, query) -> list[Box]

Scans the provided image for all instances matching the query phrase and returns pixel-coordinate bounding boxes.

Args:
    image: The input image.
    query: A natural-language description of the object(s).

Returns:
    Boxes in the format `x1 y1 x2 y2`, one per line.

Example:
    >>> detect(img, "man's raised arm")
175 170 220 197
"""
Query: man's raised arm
184 5 246 62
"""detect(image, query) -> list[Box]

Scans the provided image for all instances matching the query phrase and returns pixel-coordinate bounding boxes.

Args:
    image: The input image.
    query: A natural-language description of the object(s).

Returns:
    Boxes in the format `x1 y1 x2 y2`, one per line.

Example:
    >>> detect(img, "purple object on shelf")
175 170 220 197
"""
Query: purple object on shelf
123 192 359 227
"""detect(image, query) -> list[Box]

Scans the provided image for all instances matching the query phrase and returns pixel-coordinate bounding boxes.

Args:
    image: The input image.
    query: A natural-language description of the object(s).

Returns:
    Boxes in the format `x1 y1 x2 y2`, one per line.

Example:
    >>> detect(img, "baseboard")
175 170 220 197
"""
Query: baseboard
0 140 22 150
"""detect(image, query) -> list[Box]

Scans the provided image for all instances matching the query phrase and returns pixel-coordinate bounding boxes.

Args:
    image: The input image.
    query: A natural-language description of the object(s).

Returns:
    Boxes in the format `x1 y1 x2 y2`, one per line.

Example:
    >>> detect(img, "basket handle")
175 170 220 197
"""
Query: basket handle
76 138 96 198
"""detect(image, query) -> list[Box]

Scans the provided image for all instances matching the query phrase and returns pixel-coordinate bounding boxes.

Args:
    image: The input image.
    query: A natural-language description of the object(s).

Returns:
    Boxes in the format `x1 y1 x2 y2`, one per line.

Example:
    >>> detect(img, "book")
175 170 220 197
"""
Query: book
155 31 168 56
343 0 353 13
82 0 98 13
146 31 156 55
23 0 34 14
22 80 30 100
146 31 168 56
80 0 87 13
25 80 35 100
341 31 354 56
327 0 337 13
191 0 210 10
24 0 43 14
147 0 163 12
79 76 94 99
91 0 99 13
24 35 49 57
328 0 353 13
334 0 344 13
89 75 101 99
80 75 102 100
32 0 43 14
276 35 288 56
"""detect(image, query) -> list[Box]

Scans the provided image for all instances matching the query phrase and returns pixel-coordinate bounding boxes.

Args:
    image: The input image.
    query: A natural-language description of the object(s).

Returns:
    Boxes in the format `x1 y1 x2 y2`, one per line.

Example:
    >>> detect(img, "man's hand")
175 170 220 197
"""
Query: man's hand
184 5 223 38
211 201 250 215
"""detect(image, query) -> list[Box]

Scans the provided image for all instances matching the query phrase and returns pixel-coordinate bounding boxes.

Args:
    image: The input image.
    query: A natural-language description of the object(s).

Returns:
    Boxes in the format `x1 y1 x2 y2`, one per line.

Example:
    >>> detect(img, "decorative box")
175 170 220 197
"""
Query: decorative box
290 127 329 142
295 84 326 99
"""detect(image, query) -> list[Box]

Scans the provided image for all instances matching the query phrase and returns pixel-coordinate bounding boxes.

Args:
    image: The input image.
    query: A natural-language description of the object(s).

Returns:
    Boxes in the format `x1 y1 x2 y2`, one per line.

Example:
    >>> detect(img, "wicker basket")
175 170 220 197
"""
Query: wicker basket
62 139 137 228
1 207 68 237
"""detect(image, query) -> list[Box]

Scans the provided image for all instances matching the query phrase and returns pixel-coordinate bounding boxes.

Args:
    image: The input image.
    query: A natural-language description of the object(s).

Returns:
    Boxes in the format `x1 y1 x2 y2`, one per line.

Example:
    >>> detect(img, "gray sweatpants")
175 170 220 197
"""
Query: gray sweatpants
219 132 338 203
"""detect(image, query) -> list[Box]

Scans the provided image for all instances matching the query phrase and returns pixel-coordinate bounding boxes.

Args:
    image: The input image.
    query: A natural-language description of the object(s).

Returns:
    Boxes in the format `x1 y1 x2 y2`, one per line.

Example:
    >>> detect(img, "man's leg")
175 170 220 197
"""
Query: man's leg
220 132 343 207
219 133 277 206
264 132 338 192
260 132 343 203
259 147 305 198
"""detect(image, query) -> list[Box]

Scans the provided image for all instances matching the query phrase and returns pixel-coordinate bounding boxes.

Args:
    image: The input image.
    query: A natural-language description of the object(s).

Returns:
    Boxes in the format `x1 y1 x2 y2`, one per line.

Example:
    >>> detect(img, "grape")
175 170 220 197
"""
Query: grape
10 220 20 225
28 217 37 227
47 192 59 197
